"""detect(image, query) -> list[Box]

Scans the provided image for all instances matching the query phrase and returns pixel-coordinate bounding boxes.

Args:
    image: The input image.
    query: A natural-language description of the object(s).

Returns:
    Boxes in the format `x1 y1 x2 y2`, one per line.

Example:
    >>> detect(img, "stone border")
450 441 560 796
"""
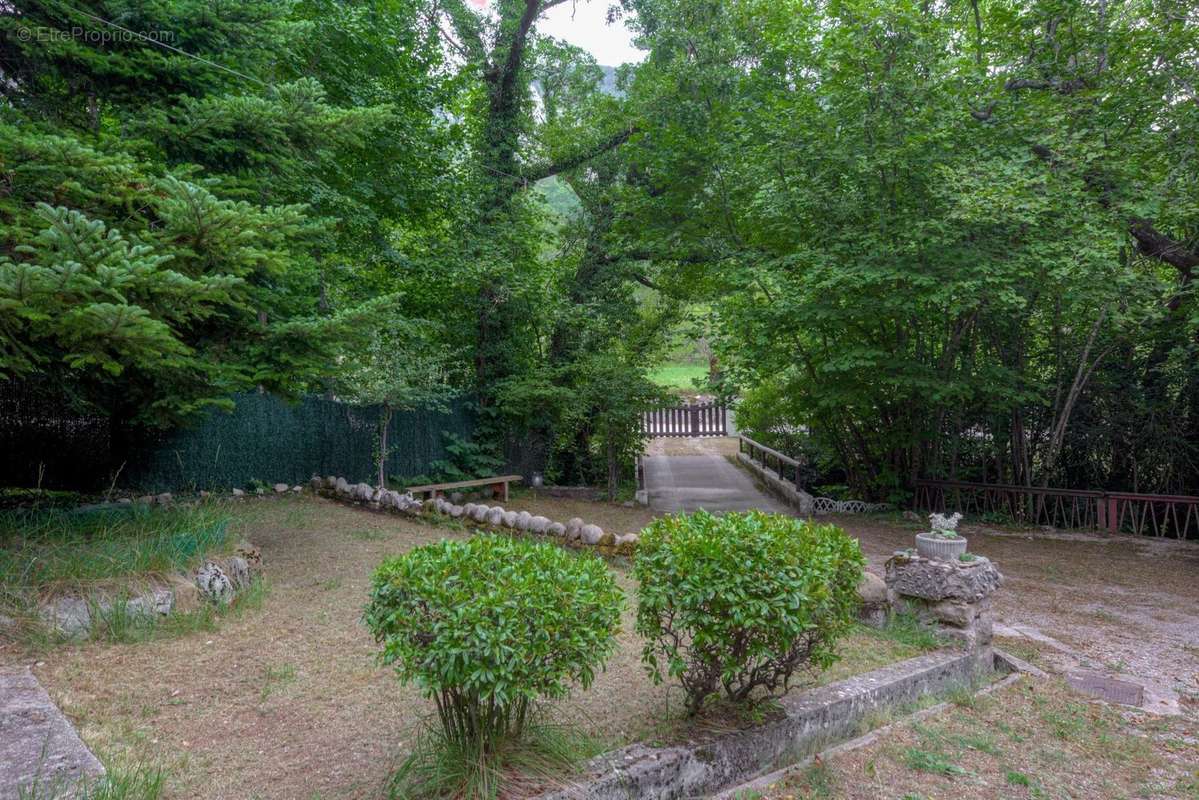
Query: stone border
714 660 1028 799
312 476 640 555
1 667 105 798
539 649 1008 800
37 543 264 639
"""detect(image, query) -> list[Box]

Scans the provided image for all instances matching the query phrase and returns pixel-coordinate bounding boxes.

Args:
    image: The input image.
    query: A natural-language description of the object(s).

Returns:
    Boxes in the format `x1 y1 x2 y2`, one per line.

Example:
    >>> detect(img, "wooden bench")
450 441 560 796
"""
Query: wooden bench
404 474 523 503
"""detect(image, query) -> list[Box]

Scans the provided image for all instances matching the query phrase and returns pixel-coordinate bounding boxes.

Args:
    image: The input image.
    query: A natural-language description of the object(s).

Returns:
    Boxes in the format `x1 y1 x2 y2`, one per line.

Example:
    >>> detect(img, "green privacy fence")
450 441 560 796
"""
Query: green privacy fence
117 393 476 493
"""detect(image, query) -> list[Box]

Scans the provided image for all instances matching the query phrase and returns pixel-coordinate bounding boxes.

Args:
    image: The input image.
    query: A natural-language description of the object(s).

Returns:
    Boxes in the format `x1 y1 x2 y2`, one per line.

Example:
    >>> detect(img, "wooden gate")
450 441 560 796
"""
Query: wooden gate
642 403 727 437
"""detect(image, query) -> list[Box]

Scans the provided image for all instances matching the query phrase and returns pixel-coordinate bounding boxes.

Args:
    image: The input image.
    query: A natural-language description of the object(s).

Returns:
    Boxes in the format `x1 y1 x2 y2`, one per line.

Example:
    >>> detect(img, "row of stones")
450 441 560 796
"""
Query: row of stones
312 475 640 555
38 545 263 638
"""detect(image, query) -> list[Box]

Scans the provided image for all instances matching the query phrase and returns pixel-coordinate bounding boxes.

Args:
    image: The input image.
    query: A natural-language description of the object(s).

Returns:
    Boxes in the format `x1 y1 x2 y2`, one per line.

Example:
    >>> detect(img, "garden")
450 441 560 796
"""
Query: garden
3 0 1199 797
4 490 982 800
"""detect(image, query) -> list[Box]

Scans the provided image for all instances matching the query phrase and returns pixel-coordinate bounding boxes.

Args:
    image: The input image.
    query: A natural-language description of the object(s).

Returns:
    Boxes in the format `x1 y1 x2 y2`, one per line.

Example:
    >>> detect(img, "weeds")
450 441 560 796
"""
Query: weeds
385 716 602 800
18 764 164 800
902 746 966 776
0 504 231 590
260 662 298 702
865 612 942 651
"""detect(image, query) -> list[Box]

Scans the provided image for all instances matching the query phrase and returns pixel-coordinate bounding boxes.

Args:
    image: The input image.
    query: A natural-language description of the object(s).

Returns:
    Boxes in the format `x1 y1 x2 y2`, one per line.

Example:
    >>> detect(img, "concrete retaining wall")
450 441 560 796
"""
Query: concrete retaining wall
736 452 815 516
541 649 1000 800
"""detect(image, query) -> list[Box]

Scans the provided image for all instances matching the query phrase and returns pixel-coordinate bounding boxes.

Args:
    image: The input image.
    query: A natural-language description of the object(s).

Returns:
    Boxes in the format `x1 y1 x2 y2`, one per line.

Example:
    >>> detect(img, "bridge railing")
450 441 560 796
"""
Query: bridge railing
914 479 1199 539
738 434 804 490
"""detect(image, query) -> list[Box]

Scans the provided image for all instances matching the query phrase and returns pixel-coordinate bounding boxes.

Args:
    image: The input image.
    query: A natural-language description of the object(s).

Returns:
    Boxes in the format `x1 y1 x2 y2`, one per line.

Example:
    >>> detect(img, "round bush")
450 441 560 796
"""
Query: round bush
634 510 864 714
364 534 623 746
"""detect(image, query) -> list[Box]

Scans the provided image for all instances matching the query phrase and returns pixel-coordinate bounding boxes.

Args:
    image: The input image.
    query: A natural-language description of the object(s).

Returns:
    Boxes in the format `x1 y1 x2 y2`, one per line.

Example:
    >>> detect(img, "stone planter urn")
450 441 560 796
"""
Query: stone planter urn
915 532 968 561
916 511 966 561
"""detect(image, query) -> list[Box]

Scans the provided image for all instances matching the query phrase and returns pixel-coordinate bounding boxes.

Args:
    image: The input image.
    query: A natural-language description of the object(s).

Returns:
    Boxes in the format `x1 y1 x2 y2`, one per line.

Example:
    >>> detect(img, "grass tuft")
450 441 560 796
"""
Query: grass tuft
0 504 231 591
385 715 602 800
19 764 164 800
863 612 943 651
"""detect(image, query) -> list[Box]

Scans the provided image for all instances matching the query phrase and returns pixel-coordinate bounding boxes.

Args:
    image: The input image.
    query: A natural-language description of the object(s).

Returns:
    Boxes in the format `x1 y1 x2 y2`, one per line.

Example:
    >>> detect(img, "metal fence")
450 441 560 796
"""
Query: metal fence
914 479 1199 539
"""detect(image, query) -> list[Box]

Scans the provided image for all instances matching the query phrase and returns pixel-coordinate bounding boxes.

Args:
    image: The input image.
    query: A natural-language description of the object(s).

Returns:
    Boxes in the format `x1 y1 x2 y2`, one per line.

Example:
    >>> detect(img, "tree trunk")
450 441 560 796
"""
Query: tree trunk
377 403 392 488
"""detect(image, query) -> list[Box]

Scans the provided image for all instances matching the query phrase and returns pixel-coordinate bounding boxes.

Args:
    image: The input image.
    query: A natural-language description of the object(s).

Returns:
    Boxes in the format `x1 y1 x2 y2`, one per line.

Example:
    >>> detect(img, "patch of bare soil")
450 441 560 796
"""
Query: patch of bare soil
7 496 916 800
839 514 1199 706
755 675 1199 800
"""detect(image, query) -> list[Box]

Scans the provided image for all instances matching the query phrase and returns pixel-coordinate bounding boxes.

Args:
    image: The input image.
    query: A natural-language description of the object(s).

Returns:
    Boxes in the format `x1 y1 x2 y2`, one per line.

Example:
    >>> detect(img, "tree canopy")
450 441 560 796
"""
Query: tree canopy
2 0 1195 496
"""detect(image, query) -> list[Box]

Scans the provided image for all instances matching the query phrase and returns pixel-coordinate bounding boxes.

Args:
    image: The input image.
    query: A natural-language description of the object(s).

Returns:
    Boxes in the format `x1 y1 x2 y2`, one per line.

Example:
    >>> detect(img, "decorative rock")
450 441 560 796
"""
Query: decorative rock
566 517 584 537
199 490 211 499
580 524 604 545
225 556 252 590
335 477 350 494
195 562 234 605
448 504 465 518
371 487 384 503
516 511 533 530
235 541 263 573
125 589 174 618
155 492 173 505
614 533 639 554
471 505 490 522
857 571 889 627
530 515 551 534
885 554 1003 603
325 475 337 488
117 497 132 504
231 488 245 497
547 522 566 537
291 485 302 493
167 575 201 614
39 597 91 638
502 510 519 528
485 507 504 526
274 483 289 494
354 483 374 502
857 571 888 606
463 503 478 518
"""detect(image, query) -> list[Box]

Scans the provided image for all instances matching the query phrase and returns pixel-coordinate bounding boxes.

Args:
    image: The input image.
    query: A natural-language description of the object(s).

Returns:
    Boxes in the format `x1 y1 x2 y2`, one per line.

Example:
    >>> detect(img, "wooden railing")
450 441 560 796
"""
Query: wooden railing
738 434 805 490
642 403 728 437
914 479 1199 539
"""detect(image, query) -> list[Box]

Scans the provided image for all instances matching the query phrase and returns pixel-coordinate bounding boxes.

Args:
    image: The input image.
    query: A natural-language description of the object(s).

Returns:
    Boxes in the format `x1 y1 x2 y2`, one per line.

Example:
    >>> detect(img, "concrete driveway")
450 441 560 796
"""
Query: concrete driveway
642 437 792 515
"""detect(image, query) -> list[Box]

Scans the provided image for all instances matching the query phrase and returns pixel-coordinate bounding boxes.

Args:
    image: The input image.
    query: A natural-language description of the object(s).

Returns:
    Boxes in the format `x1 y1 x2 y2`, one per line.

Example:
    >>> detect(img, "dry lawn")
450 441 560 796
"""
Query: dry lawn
3 494 923 800
750 675 1199 800
833 513 1199 705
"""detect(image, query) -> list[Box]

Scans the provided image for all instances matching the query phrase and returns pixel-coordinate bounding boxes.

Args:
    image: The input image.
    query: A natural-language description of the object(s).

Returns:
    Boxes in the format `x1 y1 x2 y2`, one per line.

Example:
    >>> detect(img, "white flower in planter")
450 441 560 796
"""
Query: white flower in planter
928 512 963 539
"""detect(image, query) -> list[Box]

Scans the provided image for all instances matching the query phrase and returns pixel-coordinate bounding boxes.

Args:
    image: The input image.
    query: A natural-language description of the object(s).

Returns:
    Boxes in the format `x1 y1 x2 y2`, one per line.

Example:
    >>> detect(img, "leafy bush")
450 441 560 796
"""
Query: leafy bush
396 433 504 487
635 510 864 714
364 535 623 752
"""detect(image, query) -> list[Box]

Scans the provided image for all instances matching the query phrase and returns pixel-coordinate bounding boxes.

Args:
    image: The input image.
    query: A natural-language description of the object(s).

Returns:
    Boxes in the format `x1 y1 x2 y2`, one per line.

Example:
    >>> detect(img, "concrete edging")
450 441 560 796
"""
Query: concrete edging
541 648 1001 800
735 452 814 516
1 667 105 798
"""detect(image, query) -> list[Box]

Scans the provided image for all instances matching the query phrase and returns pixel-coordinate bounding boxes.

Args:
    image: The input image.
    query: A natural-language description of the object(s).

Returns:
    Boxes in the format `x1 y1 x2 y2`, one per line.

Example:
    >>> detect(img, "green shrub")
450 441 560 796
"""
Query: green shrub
364 535 623 751
635 510 864 714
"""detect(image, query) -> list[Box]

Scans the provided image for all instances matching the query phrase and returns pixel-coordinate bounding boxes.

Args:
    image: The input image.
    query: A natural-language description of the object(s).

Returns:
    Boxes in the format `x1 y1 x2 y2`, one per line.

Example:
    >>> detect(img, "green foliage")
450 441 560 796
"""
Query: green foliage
634 510 865 714
405 433 505 485
618 0 1199 497
364 535 623 751
18 764 164 800
385 717 601 800
0 505 230 590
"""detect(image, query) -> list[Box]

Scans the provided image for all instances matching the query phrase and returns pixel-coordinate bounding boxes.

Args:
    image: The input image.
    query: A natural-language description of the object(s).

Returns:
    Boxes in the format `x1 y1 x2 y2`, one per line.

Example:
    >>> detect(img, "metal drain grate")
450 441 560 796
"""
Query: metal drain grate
1065 672 1145 707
